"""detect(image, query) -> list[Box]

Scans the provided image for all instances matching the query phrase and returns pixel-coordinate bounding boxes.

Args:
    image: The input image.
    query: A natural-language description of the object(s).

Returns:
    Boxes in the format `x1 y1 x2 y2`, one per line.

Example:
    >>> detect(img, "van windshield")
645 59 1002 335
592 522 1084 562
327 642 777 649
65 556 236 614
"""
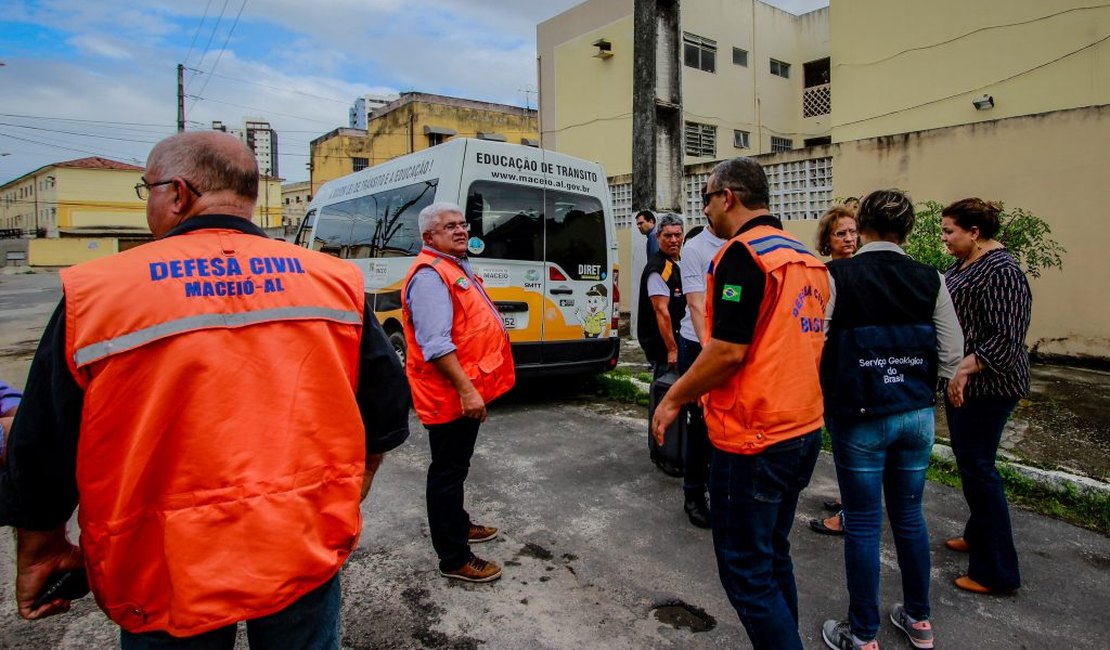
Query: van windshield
464 180 606 281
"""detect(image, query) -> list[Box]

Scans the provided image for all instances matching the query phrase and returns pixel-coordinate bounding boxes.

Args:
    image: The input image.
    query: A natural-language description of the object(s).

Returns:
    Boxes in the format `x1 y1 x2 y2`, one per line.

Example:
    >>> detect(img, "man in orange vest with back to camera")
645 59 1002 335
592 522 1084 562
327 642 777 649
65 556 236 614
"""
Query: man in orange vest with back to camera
0 131 411 649
653 157 830 650
402 202 515 584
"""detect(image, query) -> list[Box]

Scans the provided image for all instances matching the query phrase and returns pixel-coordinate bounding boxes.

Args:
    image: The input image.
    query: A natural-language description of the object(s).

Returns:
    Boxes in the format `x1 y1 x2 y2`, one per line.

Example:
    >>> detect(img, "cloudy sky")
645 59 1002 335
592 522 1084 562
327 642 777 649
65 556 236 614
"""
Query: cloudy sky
1 0 828 184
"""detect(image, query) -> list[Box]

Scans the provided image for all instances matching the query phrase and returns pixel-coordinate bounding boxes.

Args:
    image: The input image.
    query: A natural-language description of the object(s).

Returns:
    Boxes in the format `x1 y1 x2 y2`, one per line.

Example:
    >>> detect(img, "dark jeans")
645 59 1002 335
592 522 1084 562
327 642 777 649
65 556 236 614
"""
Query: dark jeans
828 407 934 640
946 394 1022 591
710 430 821 650
120 573 341 650
678 337 711 498
427 416 481 572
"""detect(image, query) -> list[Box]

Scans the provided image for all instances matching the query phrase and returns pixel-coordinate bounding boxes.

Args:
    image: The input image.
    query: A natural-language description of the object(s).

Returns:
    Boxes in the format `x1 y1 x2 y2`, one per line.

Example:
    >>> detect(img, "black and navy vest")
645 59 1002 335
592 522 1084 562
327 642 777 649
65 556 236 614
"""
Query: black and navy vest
821 250 940 418
637 251 685 364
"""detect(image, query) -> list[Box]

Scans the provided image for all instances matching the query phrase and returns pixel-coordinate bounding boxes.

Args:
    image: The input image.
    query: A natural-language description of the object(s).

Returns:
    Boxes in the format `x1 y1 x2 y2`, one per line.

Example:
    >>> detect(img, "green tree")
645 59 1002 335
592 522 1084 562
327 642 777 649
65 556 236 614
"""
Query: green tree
905 201 1066 277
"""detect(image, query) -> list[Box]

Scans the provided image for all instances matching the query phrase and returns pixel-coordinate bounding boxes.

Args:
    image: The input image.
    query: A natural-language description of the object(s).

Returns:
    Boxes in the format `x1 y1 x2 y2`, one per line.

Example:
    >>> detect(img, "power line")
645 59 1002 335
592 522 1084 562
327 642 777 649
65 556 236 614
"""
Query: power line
0 122 167 145
187 0 231 93
188 0 250 112
185 95 337 124
0 131 140 160
183 0 216 69
184 68 352 104
0 113 174 129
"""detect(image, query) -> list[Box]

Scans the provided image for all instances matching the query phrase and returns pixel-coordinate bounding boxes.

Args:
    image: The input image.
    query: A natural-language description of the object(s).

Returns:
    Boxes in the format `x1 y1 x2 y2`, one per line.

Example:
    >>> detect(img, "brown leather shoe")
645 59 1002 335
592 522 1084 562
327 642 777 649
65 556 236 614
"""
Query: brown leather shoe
954 575 1016 595
945 536 969 553
468 524 499 544
441 555 502 583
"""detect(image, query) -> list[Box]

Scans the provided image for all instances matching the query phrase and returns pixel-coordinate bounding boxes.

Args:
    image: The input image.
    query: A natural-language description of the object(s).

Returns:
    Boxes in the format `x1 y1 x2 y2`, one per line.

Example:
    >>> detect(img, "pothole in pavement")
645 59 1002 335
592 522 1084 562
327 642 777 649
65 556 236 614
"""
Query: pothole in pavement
650 600 716 633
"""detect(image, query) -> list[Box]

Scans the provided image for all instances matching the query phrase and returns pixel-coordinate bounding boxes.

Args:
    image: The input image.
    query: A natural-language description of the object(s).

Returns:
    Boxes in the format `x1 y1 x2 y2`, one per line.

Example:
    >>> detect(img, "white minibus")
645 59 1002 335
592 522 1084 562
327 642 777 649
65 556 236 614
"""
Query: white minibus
293 138 620 375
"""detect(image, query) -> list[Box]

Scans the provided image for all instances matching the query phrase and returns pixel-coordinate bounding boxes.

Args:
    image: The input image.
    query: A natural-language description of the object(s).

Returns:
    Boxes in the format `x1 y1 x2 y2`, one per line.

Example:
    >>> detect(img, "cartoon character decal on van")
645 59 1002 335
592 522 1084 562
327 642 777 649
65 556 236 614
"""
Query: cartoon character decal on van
577 283 608 339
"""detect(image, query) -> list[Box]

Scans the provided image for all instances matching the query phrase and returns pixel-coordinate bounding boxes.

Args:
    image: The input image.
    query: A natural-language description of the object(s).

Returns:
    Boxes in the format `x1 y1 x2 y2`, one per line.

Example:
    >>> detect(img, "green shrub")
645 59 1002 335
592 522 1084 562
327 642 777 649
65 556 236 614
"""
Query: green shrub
905 201 1065 278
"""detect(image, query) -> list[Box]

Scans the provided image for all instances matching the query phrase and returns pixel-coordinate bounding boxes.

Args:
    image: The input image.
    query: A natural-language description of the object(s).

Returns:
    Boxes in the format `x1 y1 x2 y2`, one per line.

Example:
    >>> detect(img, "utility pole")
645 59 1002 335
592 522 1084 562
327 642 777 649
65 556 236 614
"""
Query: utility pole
632 0 683 214
177 64 185 133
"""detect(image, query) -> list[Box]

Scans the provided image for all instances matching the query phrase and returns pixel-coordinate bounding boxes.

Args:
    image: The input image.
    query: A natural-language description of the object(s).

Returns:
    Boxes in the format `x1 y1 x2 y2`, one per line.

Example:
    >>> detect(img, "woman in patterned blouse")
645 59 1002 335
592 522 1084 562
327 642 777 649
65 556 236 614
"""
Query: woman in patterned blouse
941 198 1031 595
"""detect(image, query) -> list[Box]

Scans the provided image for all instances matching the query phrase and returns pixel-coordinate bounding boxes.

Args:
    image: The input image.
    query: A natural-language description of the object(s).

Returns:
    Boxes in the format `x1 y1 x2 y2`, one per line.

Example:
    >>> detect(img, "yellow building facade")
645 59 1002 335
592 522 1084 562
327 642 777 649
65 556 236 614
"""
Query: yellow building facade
830 0 1110 142
310 92 539 196
1 156 283 266
538 0 831 177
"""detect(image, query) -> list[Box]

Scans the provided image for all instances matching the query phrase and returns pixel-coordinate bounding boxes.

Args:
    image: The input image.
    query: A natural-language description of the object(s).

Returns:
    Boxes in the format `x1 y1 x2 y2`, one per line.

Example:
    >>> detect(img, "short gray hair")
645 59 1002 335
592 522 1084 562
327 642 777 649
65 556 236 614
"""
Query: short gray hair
418 202 464 234
656 212 684 231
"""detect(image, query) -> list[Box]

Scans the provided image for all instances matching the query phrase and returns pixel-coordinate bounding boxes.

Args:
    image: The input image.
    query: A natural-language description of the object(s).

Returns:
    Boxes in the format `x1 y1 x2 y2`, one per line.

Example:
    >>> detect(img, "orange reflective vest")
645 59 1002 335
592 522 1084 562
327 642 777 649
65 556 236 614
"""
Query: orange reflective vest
60 226 368 636
703 225 830 454
402 249 515 425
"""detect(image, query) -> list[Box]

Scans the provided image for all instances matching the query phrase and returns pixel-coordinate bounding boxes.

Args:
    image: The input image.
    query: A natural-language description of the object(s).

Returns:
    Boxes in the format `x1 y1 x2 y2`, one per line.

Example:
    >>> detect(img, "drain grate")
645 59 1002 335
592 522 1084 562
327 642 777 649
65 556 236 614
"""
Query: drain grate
650 600 716 633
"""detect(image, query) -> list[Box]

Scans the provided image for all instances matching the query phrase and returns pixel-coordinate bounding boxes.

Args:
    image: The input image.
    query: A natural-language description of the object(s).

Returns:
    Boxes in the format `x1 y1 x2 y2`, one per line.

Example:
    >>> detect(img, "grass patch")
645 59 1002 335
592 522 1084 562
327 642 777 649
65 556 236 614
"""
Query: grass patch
927 454 1110 535
581 369 649 407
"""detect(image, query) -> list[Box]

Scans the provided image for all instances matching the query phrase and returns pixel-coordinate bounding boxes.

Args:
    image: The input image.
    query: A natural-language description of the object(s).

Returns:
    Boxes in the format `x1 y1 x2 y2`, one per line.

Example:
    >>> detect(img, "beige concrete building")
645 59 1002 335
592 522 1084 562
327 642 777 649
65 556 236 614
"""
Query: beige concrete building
828 0 1110 362
310 92 539 196
542 0 1110 361
538 0 831 178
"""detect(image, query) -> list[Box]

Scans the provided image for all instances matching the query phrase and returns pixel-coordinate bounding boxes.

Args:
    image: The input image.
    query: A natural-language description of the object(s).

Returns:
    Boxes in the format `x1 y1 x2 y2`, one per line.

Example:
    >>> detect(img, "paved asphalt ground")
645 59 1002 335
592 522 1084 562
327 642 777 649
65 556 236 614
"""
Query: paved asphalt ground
1 270 1108 649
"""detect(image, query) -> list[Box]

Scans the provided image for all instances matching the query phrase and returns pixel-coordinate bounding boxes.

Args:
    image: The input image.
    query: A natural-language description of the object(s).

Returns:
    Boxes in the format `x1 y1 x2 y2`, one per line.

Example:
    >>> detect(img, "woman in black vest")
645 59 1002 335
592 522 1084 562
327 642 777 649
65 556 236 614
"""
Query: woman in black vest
941 198 1032 595
819 190 963 650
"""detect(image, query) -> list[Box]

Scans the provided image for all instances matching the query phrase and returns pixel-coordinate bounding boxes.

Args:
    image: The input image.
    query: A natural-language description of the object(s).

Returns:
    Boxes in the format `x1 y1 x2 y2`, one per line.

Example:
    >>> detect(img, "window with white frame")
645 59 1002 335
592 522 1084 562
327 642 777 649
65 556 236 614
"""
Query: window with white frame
683 33 716 73
685 122 716 158
733 130 750 149
770 136 793 152
770 58 791 78
732 47 748 67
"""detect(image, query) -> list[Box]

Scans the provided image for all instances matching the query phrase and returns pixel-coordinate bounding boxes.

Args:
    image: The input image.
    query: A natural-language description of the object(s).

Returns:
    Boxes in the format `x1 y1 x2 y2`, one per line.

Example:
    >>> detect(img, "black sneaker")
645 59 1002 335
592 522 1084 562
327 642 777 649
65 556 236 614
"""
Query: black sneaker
890 604 934 649
684 496 710 529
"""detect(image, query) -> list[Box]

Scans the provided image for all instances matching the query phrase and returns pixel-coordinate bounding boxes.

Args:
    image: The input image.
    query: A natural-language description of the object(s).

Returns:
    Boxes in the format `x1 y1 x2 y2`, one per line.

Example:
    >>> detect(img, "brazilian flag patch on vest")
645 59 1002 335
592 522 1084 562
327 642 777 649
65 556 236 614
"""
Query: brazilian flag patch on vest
722 284 742 302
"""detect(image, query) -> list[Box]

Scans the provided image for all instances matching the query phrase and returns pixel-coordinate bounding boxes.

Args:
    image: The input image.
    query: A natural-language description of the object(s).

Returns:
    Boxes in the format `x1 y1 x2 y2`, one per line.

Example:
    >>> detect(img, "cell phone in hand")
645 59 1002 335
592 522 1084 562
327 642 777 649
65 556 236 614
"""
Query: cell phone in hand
31 569 90 610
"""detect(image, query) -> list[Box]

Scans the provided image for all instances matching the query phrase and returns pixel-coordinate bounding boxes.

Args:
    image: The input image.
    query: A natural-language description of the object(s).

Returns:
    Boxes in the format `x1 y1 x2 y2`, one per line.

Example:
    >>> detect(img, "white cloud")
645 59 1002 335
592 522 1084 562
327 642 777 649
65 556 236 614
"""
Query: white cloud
68 35 135 60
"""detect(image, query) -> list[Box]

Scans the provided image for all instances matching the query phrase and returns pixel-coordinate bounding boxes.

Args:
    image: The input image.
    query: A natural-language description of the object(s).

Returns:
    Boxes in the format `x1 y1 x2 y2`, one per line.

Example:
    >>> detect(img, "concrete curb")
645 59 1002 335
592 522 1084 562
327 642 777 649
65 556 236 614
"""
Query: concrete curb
933 443 1110 498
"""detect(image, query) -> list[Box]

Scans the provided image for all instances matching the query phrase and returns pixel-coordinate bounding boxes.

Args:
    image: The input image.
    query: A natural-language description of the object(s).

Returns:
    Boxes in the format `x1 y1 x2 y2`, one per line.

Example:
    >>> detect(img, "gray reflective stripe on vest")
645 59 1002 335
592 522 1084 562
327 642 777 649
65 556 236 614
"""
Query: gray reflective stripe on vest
73 306 361 368
747 234 815 258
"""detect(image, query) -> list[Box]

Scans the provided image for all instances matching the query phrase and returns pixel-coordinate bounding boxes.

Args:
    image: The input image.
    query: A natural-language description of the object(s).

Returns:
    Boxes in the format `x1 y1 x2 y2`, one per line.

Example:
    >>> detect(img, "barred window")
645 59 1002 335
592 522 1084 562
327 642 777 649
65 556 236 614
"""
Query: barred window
770 58 791 79
352 157 369 172
685 122 717 158
683 33 716 73
770 136 793 153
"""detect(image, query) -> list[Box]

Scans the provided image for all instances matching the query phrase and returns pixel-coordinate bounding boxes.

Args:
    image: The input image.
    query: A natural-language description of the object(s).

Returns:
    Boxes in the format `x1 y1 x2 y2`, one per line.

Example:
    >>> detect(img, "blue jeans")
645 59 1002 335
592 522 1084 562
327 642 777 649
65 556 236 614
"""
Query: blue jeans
678 337 710 498
120 573 341 650
946 394 1021 591
427 416 481 571
828 407 934 640
710 430 821 650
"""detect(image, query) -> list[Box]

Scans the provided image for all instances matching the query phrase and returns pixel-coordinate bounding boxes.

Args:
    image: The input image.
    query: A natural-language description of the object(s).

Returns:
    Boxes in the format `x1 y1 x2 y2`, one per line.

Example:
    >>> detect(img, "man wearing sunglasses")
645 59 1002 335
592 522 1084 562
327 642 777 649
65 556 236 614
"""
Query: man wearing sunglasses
1 131 410 648
653 157 829 650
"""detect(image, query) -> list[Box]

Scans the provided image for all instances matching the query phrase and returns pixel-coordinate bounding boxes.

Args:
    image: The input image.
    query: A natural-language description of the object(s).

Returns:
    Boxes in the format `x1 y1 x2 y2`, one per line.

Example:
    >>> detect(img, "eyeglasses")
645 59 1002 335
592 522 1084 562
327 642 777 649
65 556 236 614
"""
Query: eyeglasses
833 228 858 239
135 176 203 201
701 188 728 207
437 221 470 233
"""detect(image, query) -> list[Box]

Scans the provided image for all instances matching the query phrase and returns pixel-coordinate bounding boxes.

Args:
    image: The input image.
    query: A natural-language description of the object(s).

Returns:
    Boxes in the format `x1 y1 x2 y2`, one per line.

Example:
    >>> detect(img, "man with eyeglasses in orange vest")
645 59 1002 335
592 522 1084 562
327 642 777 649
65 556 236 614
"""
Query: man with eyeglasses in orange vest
0 131 410 649
402 202 516 584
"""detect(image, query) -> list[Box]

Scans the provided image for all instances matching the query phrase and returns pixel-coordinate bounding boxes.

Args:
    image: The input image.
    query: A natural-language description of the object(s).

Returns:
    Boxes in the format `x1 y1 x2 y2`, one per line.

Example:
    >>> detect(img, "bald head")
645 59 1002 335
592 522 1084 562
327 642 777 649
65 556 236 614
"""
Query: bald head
147 131 260 203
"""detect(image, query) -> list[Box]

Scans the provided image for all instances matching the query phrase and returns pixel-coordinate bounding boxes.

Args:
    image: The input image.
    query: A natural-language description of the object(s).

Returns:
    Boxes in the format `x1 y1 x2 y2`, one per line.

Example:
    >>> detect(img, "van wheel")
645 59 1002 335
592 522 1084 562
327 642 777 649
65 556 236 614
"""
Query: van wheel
388 330 406 364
